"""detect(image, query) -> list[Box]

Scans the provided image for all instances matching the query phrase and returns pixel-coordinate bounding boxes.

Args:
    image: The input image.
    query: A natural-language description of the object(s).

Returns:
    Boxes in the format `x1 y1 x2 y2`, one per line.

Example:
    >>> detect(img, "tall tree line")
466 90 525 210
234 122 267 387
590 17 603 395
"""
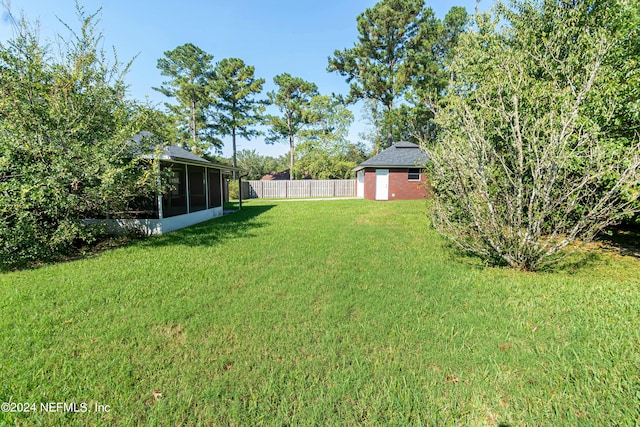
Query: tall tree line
154 0 469 177
328 0 468 150
155 48 355 180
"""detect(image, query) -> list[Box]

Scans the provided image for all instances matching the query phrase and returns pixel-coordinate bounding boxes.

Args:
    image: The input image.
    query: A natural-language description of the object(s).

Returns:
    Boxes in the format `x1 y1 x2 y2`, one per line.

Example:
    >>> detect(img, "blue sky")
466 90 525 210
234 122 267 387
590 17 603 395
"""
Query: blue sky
1 0 483 158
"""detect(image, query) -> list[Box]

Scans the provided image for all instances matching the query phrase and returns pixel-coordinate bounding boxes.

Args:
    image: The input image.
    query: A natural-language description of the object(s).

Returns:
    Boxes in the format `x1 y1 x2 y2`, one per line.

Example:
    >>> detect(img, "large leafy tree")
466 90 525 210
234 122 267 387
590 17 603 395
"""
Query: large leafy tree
0 6 162 269
404 5 468 145
295 95 360 179
505 0 640 223
294 141 367 180
154 43 218 155
430 1 640 271
210 58 265 176
327 0 444 146
299 95 354 145
264 73 318 179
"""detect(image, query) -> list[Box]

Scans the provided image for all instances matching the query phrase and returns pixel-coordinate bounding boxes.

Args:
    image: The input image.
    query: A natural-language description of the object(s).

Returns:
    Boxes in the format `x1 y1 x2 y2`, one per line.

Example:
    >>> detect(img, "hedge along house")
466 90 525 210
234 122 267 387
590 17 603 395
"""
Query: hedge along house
354 141 429 201
88 134 242 235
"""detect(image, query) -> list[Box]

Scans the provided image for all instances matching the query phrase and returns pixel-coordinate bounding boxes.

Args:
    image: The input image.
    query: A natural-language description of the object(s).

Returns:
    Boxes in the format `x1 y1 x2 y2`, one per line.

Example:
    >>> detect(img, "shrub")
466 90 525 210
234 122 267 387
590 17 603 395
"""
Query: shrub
0 7 161 270
430 2 640 271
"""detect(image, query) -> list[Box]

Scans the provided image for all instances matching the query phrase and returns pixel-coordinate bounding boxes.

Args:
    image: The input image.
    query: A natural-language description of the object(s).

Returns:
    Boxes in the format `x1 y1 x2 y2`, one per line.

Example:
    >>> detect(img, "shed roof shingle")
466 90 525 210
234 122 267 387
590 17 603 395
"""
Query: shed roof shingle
354 141 427 171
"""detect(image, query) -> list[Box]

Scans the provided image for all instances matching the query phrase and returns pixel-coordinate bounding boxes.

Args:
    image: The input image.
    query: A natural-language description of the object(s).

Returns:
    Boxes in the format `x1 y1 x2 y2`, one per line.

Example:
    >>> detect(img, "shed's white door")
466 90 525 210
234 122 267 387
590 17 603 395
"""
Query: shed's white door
375 169 389 200
356 170 365 198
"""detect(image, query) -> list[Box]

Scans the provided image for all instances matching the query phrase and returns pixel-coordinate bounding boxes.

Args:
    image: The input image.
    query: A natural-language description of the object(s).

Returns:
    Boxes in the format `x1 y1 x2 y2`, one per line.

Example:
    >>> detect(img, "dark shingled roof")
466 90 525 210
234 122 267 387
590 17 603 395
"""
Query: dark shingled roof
134 131 210 166
133 131 242 171
354 141 427 171
160 145 213 166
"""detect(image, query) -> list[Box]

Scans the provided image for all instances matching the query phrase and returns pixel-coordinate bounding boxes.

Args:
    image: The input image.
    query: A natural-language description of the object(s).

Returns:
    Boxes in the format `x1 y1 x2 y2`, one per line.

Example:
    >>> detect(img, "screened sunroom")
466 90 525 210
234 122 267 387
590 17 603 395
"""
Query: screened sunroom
87 142 241 235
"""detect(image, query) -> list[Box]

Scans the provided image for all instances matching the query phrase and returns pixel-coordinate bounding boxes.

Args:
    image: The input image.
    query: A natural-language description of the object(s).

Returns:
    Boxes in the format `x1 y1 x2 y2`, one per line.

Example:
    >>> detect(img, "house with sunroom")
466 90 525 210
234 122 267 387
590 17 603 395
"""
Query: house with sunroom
354 141 429 201
86 132 241 235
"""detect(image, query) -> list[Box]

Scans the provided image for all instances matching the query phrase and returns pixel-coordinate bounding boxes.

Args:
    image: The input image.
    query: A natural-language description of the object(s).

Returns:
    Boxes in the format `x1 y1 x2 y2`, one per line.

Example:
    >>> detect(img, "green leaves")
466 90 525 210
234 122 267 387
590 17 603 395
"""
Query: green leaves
266 73 319 135
0 5 162 269
299 95 354 145
156 43 214 98
154 50 268 162
210 58 265 139
264 73 319 178
430 0 640 271
154 43 219 155
210 57 265 169
235 149 287 180
328 0 467 147
328 0 429 108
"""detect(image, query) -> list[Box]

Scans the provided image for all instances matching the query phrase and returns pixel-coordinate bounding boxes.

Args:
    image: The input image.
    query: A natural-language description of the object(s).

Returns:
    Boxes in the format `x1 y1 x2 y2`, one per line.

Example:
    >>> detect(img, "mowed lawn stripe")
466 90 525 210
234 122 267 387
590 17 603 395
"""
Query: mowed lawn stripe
1 199 638 425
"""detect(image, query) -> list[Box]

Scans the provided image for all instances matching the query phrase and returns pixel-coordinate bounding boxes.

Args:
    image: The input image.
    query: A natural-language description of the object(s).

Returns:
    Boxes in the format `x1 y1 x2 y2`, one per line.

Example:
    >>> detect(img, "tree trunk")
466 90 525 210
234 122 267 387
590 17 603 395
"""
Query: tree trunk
232 126 237 180
289 133 294 180
288 112 294 180
191 99 197 148
387 102 393 147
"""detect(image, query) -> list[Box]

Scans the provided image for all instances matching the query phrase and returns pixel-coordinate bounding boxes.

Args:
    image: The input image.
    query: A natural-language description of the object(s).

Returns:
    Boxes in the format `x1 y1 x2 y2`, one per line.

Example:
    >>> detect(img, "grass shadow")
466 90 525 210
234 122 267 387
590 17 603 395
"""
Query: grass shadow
440 237 607 274
138 204 275 249
595 224 640 258
540 250 603 274
441 241 491 270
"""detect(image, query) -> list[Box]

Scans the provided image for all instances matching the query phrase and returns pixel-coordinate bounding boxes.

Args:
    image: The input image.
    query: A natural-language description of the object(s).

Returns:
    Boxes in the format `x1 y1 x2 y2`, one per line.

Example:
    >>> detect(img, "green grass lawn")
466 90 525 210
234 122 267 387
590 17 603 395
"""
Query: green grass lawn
1 199 639 426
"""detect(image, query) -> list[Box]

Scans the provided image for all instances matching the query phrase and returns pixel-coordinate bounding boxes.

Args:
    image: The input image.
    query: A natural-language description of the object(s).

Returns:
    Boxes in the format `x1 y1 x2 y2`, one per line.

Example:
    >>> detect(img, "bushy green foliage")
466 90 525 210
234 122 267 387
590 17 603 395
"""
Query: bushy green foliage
430 0 640 271
227 179 239 200
294 141 368 180
0 7 162 270
293 94 365 179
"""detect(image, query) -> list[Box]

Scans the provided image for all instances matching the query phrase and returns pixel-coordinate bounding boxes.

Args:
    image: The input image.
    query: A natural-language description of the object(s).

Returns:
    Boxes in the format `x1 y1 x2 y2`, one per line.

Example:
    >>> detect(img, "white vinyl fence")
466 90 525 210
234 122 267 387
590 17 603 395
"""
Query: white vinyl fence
242 180 356 199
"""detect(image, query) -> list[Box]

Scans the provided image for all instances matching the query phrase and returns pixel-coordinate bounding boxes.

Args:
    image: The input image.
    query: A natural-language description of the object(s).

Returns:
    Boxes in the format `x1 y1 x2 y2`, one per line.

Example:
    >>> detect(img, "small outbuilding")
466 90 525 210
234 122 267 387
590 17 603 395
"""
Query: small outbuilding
354 141 429 201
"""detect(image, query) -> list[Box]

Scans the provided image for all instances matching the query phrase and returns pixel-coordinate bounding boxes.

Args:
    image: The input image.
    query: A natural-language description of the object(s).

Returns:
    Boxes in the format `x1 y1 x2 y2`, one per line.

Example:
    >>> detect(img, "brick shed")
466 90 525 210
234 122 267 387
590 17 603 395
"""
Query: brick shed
354 141 429 201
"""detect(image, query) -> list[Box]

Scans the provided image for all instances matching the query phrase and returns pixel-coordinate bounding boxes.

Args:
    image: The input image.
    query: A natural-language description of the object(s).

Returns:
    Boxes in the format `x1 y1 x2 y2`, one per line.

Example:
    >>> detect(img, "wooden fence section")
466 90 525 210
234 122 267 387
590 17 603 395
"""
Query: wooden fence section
242 180 356 199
